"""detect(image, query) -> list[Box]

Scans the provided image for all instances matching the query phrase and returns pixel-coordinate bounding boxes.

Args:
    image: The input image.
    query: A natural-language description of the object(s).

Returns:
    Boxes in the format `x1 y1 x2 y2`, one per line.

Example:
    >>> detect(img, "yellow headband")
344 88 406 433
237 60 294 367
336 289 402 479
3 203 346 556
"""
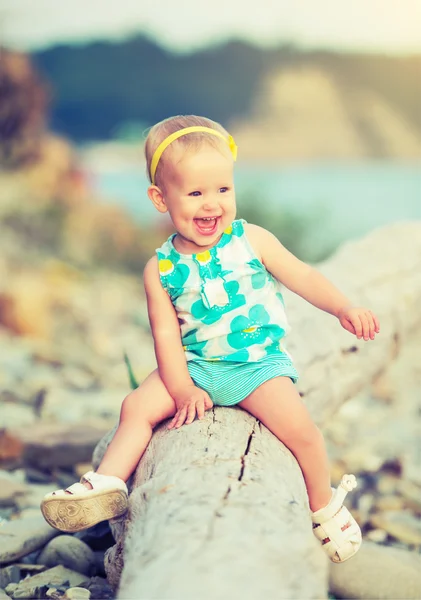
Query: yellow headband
149 126 238 185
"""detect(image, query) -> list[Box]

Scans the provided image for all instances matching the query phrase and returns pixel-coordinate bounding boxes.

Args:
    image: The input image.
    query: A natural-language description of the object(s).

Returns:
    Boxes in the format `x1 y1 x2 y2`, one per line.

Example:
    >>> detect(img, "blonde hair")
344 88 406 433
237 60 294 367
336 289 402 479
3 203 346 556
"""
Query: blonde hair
144 115 229 188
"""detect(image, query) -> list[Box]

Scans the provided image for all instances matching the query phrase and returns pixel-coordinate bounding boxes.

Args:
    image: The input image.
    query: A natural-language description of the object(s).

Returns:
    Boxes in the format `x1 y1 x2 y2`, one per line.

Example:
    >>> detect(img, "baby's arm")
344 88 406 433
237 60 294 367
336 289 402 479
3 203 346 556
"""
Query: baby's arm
245 224 380 340
143 257 213 428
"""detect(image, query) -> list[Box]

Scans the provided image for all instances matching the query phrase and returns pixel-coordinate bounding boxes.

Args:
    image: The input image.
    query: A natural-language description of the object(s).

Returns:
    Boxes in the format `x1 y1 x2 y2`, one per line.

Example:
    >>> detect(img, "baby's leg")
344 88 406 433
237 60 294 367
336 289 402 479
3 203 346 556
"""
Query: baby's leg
238 376 331 512
96 368 177 481
41 369 176 531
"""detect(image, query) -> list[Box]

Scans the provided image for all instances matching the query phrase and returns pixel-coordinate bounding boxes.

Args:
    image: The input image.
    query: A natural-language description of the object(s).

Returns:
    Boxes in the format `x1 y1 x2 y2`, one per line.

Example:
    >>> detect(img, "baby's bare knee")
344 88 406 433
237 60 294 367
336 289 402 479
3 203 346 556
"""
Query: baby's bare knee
120 390 153 424
285 422 325 449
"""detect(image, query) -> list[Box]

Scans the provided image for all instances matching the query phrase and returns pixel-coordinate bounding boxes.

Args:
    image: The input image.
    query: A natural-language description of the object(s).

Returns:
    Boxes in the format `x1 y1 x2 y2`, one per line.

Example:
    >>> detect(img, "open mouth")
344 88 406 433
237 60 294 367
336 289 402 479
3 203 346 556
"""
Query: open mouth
194 216 220 236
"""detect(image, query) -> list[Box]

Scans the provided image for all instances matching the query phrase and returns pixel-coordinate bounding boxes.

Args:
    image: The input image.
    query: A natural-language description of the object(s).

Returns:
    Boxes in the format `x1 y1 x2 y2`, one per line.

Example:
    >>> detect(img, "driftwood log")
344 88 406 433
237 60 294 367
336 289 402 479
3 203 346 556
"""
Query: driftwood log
93 222 421 599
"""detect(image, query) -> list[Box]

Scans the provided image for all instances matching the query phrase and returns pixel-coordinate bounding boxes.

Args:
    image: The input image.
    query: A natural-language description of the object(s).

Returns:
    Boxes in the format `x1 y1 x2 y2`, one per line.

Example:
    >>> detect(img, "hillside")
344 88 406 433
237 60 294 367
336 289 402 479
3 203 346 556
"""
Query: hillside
231 66 421 160
32 37 421 159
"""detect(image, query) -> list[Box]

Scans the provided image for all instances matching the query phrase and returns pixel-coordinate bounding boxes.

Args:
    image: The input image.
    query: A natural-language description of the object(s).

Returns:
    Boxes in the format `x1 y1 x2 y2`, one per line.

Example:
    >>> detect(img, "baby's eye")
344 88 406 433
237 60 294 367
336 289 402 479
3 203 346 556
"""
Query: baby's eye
219 187 229 193
188 191 202 197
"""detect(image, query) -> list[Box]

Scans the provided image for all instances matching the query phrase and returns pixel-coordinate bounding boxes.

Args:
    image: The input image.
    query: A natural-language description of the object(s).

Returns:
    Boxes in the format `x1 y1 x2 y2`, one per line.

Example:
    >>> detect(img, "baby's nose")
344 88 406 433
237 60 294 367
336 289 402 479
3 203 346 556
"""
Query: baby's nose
202 196 219 210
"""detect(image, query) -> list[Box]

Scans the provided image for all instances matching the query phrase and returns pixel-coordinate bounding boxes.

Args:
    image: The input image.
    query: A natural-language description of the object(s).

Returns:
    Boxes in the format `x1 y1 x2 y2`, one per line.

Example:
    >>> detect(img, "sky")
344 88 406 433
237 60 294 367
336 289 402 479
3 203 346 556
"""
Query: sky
1 0 420 54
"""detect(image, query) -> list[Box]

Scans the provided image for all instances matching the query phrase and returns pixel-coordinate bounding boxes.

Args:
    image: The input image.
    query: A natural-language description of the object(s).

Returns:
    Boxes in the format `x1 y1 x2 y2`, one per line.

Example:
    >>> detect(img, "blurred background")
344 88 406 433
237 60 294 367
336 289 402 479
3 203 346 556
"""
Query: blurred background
0 1 420 595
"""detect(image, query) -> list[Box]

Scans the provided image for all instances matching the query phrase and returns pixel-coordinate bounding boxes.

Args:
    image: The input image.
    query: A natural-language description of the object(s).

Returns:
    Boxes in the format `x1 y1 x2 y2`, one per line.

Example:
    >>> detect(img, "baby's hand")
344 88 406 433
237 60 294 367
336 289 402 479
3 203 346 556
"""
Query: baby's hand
168 385 213 430
337 306 380 340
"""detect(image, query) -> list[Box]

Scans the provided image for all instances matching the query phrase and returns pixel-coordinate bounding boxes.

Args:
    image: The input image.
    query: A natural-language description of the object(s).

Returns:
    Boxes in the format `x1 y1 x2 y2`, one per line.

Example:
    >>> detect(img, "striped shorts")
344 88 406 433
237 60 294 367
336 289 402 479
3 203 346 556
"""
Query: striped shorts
187 354 299 407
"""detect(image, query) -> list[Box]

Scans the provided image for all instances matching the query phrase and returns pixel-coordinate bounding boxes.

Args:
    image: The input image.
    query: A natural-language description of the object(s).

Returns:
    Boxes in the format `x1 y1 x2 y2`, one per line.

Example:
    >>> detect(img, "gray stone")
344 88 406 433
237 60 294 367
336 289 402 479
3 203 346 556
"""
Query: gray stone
77 577 114 600
329 541 421 599
0 404 36 429
5 584 19 596
60 366 97 392
0 565 21 588
12 585 48 599
0 478 29 508
14 483 57 511
24 467 53 484
0 516 60 565
398 480 421 513
9 424 111 469
8 566 86 599
64 587 91 600
370 511 421 545
38 536 96 577
92 552 106 578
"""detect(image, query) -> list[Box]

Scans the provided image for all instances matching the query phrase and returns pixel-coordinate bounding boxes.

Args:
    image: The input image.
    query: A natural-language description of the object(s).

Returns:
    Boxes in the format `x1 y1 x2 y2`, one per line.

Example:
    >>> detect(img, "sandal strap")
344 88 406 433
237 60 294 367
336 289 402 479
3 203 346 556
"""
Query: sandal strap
66 482 91 494
51 482 89 497
311 474 357 524
80 471 128 493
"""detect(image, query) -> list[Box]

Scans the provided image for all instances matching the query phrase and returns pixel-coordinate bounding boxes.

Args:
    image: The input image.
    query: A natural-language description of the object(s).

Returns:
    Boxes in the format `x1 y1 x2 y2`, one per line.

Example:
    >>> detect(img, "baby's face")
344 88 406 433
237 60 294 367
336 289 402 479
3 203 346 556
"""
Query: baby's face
161 143 236 253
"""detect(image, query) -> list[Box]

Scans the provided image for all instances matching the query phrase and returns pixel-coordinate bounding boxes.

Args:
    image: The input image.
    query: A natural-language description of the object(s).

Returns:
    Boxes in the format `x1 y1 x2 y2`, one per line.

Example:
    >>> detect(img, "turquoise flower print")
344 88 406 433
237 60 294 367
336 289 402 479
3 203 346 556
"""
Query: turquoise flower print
157 249 190 298
248 259 267 290
182 328 208 357
218 220 243 248
227 304 285 350
225 348 250 362
265 341 284 356
193 249 232 281
276 292 285 306
191 280 246 325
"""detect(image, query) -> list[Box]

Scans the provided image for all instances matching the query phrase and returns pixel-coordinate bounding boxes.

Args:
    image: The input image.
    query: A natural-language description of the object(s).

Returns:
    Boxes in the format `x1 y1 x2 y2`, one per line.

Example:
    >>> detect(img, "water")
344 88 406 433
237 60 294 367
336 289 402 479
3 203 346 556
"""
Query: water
92 161 421 256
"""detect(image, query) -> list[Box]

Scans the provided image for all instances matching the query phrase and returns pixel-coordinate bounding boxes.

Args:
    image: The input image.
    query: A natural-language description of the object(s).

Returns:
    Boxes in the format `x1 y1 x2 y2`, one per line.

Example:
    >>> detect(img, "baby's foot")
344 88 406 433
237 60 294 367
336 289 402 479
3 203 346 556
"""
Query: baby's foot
311 474 362 563
41 471 128 532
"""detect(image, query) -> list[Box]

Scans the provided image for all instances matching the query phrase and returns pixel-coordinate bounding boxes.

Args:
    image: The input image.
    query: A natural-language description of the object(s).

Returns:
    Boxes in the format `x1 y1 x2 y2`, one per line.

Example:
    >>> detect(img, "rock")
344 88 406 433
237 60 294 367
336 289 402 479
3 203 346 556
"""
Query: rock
60 366 97 392
0 402 36 431
375 495 405 511
0 515 60 565
341 446 386 474
78 577 114 600
5 583 19 596
0 273 53 338
0 426 23 467
64 588 91 600
12 584 49 598
12 564 46 575
41 388 124 424
329 541 421 600
356 493 374 524
92 552 106 578
14 482 55 512
18 549 41 565
370 511 421 545
24 467 54 484
0 429 24 468
366 529 388 543
0 478 29 507
402 442 421 486
74 521 114 551
8 424 111 469
376 474 400 495
8 566 86 599
37 536 97 577
398 480 421 513
0 565 21 588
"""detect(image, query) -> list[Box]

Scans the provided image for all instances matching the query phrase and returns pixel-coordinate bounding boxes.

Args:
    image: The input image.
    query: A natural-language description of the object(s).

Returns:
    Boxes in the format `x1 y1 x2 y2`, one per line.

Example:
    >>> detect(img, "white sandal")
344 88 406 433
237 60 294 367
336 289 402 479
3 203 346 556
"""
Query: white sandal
311 474 362 563
40 471 129 533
